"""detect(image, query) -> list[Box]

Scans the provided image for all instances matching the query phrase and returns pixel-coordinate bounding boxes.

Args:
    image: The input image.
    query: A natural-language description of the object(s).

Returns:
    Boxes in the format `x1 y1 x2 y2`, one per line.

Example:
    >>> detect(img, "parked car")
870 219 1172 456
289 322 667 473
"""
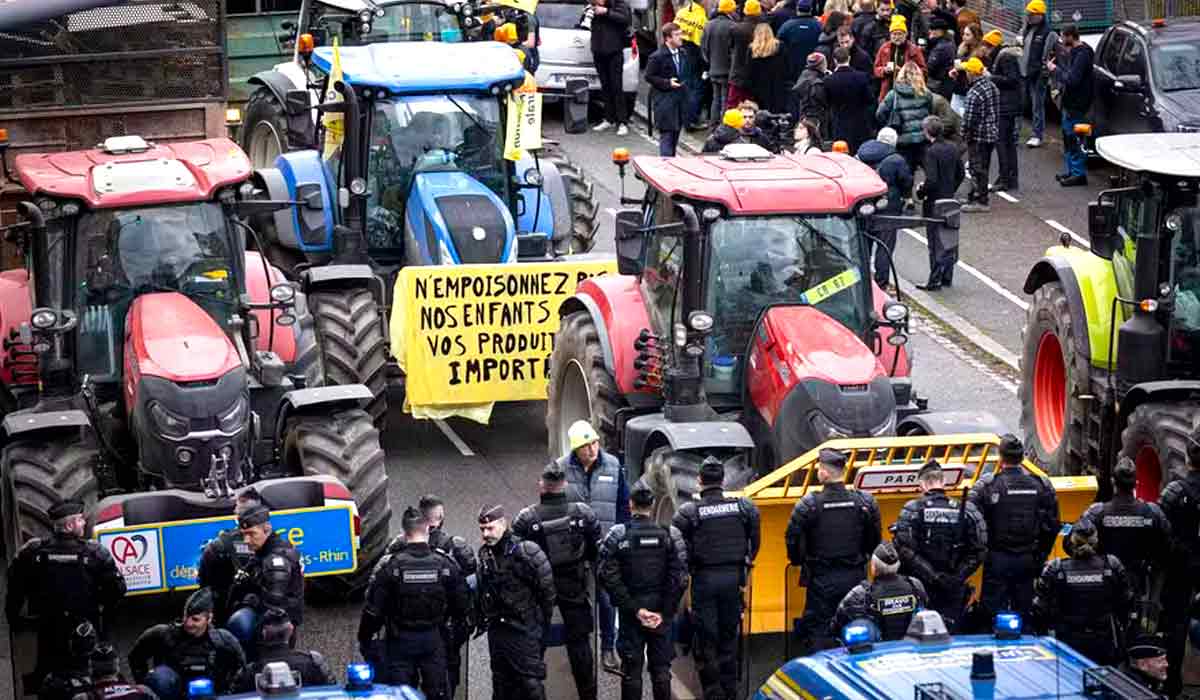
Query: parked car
532 0 639 116
1091 18 1200 136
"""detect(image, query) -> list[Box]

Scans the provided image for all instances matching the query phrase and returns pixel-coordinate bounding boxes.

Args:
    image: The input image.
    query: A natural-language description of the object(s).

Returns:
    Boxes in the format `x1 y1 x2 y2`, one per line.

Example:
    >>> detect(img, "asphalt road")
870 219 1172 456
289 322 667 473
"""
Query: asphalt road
2 105 1097 698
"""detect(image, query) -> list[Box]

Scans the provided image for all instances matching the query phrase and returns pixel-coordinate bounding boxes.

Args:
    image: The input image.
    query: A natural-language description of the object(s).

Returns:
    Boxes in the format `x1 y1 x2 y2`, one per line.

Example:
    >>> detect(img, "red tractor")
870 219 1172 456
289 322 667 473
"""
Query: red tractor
0 135 391 594
547 145 997 512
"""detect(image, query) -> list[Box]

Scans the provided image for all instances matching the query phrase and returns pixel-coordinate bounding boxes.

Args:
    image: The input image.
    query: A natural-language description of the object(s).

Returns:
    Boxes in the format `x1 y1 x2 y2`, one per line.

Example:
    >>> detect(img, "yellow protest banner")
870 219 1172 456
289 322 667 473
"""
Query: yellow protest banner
391 261 617 416
321 38 344 160
495 0 539 14
503 80 542 161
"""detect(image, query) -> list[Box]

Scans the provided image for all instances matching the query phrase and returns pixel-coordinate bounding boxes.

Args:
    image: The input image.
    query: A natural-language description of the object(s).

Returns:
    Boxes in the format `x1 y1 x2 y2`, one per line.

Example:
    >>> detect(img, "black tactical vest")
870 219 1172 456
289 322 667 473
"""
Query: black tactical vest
916 494 962 571
989 470 1042 553
386 550 450 630
530 503 588 569
481 536 536 622
869 575 922 640
167 630 219 681
30 537 100 619
1096 498 1155 574
620 520 670 606
692 496 749 568
1055 556 1117 631
808 488 866 564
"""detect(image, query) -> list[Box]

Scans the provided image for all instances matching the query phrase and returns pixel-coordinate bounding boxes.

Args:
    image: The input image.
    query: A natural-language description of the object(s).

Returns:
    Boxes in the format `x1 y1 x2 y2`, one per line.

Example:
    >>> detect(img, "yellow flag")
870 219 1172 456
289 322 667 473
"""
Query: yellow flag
496 0 538 14
503 75 542 161
322 38 344 160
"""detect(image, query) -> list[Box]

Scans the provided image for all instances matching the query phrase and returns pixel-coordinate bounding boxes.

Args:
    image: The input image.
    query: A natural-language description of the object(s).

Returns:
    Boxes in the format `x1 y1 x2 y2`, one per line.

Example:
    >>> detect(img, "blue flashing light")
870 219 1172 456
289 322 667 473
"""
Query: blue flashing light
994 612 1023 637
346 662 375 689
187 678 215 699
842 622 874 647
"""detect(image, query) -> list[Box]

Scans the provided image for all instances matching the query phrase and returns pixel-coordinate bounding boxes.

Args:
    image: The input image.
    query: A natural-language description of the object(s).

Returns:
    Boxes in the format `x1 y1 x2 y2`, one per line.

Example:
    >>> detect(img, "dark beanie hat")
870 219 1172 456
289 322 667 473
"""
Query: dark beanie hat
185 587 215 617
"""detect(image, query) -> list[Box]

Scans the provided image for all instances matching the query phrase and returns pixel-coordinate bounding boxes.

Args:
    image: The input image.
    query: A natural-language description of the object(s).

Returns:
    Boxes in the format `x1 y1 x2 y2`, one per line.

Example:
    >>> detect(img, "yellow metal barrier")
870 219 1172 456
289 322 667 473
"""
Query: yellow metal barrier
730 433 1098 635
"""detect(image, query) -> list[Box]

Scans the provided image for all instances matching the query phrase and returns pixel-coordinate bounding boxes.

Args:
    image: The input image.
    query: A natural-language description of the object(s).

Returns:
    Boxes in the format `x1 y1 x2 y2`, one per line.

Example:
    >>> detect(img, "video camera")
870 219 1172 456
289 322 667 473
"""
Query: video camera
752 111 796 154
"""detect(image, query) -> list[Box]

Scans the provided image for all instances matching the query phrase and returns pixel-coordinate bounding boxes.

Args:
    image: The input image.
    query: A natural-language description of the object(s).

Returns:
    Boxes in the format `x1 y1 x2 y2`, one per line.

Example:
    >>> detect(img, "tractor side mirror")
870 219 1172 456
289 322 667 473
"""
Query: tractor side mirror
1113 74 1145 93
1088 199 1119 259
933 198 961 230
615 209 646 276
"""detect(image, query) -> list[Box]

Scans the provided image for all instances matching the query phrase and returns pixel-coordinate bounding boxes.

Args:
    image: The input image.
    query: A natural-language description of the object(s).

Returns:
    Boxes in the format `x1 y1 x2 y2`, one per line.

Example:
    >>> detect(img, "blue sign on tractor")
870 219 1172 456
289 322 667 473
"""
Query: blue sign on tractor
96 506 358 595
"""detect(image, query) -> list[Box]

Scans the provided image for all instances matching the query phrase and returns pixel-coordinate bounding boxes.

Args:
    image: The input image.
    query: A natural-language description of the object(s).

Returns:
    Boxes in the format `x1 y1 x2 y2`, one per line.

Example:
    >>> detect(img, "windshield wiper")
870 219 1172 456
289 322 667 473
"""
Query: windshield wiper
445 95 488 135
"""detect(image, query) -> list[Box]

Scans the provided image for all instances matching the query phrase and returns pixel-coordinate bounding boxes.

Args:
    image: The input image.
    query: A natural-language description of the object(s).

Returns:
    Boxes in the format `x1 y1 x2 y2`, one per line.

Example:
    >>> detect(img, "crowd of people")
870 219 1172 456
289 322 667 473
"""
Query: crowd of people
629 0 1097 291
15 421 1200 698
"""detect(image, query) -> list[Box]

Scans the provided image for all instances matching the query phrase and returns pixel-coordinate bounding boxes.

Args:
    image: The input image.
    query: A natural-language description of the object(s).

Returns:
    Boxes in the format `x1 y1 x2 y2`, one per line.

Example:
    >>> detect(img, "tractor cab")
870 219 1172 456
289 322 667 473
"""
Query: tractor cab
294 0 470 48
1089 133 1200 384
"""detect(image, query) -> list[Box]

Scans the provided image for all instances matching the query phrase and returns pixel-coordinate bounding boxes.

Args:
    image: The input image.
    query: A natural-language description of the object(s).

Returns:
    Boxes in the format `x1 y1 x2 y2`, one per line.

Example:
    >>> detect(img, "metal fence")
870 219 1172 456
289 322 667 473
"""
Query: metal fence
0 0 227 113
965 0 1200 35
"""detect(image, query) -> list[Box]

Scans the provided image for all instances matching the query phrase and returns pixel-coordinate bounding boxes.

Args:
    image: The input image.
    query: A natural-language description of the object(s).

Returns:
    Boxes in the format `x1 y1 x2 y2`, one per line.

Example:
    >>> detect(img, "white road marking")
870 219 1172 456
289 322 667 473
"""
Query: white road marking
1044 218 1090 247
435 419 476 456
900 228 1030 310
604 207 617 218
996 190 1019 203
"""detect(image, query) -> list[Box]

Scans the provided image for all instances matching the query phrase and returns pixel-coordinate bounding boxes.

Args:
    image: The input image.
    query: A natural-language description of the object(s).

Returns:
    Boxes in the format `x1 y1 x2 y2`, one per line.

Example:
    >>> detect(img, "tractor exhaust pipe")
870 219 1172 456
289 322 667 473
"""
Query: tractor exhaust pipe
331 80 370 264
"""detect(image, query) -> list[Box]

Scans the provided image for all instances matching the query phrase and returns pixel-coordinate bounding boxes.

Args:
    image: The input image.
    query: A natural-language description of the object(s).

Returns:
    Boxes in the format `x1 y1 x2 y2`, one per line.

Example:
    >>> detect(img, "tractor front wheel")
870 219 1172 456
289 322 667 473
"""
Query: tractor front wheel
1019 282 1089 475
241 88 294 169
545 310 624 458
643 447 756 526
283 408 391 599
543 147 600 255
302 288 389 428
1118 402 1200 499
2 437 99 557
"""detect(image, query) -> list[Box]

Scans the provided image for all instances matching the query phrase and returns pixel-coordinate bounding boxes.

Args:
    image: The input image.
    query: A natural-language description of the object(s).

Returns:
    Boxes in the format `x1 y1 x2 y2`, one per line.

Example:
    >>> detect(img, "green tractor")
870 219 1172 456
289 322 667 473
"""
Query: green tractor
1021 133 1200 497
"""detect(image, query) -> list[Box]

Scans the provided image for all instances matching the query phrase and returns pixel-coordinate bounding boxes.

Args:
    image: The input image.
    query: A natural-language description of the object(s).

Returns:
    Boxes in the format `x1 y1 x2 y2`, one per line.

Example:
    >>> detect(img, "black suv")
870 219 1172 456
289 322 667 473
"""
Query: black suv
1092 19 1200 135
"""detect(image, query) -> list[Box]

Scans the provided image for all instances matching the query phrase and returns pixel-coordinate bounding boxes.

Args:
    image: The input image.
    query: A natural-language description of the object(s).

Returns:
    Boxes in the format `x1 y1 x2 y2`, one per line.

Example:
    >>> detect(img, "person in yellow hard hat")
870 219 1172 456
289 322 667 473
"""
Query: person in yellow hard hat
960 55 998 212
702 108 749 152
872 12 925 100
1019 0 1059 147
557 418 630 672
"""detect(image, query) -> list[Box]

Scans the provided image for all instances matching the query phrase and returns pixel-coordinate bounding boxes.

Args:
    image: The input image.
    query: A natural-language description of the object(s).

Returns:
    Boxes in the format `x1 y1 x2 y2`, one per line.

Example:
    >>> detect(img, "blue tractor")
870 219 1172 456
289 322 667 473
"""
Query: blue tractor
241 38 600 425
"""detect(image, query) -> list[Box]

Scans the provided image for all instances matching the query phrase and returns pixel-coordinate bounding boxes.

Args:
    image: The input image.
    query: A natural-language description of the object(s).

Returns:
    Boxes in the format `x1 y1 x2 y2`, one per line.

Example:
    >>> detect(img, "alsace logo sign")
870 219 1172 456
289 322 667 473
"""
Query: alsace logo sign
99 529 162 592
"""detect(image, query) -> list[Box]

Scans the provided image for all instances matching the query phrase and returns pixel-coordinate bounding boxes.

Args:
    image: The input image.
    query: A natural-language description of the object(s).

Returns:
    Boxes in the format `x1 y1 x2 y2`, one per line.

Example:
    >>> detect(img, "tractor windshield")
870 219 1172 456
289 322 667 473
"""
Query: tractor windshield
706 214 868 364
79 203 239 319
366 94 506 247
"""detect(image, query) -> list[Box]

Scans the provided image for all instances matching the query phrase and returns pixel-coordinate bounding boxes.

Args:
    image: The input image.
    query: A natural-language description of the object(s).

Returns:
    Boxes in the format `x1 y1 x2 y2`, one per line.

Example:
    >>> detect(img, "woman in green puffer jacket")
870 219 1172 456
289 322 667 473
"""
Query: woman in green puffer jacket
875 62 933 172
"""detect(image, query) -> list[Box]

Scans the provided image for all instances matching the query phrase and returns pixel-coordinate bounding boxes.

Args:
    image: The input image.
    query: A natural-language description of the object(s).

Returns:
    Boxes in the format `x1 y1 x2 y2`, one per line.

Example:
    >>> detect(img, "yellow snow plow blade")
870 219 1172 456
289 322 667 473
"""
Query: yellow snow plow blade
731 433 1097 635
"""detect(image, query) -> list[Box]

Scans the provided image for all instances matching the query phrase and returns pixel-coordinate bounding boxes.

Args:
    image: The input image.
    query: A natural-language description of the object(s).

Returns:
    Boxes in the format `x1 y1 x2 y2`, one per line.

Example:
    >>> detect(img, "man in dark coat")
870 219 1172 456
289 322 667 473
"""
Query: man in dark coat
1048 24 1093 186
702 0 738 123
646 23 690 156
792 52 828 130
589 0 632 134
925 17 956 99
989 36 1023 192
778 0 821 84
915 115 964 290
825 46 874 153
857 127 911 289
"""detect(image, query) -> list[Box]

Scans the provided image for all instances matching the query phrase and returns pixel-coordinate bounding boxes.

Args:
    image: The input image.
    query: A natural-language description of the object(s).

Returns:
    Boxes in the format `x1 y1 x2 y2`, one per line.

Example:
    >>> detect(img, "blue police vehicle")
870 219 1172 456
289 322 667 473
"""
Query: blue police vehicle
755 611 1162 700
187 662 424 699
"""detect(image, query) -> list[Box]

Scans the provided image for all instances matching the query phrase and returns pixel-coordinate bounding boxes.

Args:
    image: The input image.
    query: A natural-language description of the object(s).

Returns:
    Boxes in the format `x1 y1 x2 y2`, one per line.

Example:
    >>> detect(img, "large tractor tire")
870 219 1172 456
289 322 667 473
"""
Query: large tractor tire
543 147 600 255
241 88 295 170
301 288 389 428
2 437 99 556
1019 282 1090 475
283 408 391 599
1118 402 1200 500
546 310 625 458
644 447 702 525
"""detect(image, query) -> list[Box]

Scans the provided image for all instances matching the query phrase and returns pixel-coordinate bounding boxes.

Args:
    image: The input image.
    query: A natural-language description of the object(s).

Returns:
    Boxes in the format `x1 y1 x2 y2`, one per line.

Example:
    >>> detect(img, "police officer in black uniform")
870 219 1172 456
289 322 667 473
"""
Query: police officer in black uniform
360 507 469 699
6 498 126 690
966 434 1060 621
512 464 602 700
223 503 304 651
598 480 689 700
1033 519 1133 665
235 608 332 692
785 448 882 654
418 494 477 698
39 621 98 700
197 488 262 625
128 588 246 700
477 503 556 700
1158 437 1200 696
673 457 761 700
893 459 988 631
1078 457 1171 601
832 542 929 641
88 643 158 700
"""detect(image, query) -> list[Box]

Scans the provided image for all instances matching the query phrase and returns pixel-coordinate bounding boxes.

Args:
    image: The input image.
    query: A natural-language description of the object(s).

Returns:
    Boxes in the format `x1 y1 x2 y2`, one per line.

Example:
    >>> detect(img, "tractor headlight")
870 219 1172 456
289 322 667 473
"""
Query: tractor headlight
688 311 714 333
883 301 909 323
269 283 296 304
148 401 189 439
217 395 249 434
349 177 368 196
30 308 57 330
